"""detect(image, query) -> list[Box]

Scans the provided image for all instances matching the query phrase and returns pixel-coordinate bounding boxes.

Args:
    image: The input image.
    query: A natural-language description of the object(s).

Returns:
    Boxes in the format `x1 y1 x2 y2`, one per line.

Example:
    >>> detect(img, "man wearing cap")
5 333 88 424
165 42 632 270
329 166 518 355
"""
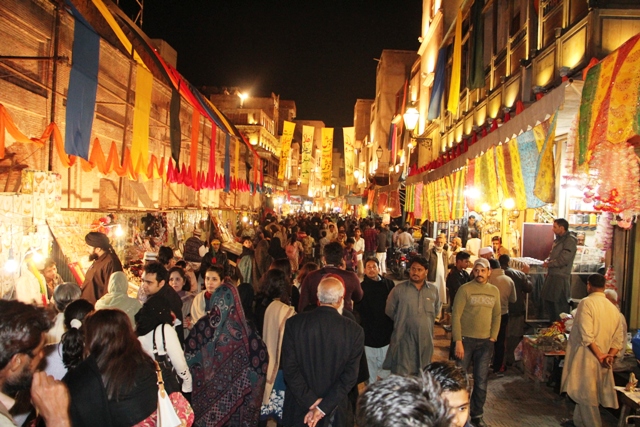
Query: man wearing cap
451 258 501 427
478 247 494 260
81 231 123 304
183 229 205 263
383 256 440 375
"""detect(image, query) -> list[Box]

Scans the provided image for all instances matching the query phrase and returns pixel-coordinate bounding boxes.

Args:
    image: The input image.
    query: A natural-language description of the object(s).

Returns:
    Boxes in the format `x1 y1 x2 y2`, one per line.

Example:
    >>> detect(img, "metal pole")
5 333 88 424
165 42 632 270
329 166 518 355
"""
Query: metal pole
48 1 62 171
117 57 136 210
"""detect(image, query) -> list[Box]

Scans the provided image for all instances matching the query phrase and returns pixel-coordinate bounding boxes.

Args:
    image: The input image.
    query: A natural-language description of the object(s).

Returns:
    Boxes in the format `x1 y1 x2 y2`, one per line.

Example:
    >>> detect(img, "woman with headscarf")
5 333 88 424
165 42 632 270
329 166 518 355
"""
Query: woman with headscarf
268 237 287 261
185 283 268 427
168 266 196 337
135 295 192 398
95 271 142 326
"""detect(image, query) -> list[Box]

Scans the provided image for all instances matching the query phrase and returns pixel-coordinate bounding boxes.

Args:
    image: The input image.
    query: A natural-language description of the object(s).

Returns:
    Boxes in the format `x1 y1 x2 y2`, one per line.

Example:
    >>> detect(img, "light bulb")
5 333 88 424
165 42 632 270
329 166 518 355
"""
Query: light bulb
115 224 124 237
5 249 18 273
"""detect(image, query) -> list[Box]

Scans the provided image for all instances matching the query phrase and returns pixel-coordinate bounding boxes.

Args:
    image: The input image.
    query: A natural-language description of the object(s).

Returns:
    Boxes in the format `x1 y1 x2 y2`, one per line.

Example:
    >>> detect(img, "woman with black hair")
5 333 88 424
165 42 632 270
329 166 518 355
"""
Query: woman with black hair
63 310 173 426
44 299 94 380
168 266 195 336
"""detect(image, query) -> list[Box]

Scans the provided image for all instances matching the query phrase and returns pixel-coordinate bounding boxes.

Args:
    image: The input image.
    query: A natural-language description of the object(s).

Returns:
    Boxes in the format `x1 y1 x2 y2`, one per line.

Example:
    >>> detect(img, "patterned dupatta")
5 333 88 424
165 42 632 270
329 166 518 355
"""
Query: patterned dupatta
185 283 268 427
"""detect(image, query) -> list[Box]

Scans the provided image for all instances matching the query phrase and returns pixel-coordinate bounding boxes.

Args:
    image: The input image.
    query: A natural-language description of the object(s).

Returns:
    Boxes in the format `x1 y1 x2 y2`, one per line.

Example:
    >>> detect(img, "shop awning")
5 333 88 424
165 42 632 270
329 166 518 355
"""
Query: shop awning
407 80 583 184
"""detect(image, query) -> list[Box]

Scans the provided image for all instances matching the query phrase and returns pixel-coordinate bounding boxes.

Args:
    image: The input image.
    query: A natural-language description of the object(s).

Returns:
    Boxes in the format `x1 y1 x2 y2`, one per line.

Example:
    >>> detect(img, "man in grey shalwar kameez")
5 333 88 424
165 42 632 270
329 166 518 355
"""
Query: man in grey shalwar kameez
383 256 440 375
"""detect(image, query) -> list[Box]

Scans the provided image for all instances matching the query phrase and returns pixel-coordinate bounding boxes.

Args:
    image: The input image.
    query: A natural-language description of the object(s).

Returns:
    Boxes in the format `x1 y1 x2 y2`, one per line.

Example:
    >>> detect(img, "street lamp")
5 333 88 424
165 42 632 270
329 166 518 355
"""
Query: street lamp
376 146 383 160
238 92 248 108
403 106 432 150
403 107 420 132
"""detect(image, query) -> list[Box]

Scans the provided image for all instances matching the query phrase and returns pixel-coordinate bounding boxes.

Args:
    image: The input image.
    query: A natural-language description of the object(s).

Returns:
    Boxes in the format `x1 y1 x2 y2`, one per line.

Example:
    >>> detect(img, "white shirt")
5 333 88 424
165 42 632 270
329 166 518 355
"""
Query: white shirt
354 237 365 261
138 324 193 393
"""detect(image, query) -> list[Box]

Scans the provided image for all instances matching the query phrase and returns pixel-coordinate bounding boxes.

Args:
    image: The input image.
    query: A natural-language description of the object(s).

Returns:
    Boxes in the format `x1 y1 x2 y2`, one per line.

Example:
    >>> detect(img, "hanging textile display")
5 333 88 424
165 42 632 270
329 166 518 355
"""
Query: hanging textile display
343 127 355 186
465 158 477 212
516 128 547 208
534 112 558 203
321 128 333 186
65 5 100 160
578 33 640 166
450 169 467 220
447 9 463 114
414 183 423 220
405 185 414 213
169 90 181 164
300 125 314 185
473 149 500 210
434 178 452 223
494 139 528 210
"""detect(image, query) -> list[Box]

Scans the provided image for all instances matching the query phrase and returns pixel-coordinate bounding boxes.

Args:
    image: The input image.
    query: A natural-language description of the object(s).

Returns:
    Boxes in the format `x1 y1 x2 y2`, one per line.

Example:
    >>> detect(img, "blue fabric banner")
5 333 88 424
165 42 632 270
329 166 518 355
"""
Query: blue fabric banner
224 133 231 193
428 47 447 121
65 8 100 159
516 131 546 208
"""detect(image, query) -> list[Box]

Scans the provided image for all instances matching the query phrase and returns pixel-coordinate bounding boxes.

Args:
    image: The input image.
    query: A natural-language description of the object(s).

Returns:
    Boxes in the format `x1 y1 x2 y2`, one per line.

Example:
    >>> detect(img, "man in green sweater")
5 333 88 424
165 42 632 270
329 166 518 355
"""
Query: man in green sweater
451 257 501 427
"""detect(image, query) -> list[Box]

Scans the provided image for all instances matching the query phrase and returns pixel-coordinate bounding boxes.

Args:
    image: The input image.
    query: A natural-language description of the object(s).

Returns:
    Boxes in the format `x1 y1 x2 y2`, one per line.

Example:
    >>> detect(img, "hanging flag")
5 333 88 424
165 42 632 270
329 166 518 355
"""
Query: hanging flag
534 112 558 203
321 128 333 186
447 9 463 114
189 111 200 184
170 90 181 164
300 125 314 185
467 0 485 89
234 134 241 190
224 134 231 193
343 127 355 186
278 121 296 180
130 65 153 175
428 47 447 120
388 124 397 168
65 8 100 159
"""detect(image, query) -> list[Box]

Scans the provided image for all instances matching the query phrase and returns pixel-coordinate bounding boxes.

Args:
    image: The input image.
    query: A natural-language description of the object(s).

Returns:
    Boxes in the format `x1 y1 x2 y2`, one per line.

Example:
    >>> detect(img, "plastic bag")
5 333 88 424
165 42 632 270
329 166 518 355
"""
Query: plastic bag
631 330 640 360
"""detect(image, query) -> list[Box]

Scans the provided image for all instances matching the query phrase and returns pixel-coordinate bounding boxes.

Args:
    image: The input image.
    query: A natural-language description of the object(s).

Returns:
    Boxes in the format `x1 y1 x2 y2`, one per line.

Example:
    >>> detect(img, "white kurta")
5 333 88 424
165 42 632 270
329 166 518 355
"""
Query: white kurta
560 291 623 408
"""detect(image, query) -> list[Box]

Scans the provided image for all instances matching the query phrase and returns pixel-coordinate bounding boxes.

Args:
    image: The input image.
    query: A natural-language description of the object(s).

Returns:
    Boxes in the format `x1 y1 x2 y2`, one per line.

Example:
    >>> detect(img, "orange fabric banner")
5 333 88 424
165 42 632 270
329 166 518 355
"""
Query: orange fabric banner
190 111 200 182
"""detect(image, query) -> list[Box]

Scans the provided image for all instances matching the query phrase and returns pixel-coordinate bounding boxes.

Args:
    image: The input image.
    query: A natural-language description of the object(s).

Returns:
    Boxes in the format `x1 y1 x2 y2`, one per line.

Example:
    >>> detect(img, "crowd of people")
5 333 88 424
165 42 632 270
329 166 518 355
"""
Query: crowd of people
0 212 628 427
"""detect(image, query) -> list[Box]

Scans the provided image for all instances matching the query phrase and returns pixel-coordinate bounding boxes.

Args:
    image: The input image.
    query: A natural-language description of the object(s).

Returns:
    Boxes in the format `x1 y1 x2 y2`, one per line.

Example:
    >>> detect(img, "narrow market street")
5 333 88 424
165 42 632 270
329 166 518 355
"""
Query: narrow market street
430 325 619 427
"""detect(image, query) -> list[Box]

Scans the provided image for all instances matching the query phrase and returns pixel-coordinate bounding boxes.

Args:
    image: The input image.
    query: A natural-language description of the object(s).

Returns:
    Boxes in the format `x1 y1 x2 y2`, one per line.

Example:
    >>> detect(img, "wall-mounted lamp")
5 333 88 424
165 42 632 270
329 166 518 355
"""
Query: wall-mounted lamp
376 146 383 160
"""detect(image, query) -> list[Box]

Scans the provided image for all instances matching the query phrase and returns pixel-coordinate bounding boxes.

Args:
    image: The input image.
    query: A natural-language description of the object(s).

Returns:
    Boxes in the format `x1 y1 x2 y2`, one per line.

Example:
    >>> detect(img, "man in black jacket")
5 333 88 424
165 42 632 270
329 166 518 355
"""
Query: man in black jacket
355 257 395 385
499 254 533 366
282 275 364 427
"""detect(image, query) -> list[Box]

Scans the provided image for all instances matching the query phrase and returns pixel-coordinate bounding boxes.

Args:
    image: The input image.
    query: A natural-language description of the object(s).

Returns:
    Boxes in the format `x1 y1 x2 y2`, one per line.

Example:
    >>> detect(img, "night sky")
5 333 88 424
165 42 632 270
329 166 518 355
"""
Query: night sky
120 0 421 130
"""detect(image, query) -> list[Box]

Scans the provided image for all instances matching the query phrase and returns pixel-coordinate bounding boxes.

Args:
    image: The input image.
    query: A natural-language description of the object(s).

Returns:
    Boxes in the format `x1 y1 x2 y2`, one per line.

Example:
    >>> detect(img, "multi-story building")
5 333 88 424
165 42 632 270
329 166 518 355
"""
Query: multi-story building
205 89 295 193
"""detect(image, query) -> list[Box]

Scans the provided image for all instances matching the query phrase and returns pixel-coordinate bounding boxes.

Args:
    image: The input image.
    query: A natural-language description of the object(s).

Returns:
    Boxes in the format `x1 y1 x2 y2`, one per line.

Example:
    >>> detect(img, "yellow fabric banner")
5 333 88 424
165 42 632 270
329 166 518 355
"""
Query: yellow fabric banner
534 112 558 203
343 127 355 186
278 121 295 180
474 148 500 210
91 0 147 69
300 125 314 185
131 65 152 177
447 9 463 114
321 128 334 187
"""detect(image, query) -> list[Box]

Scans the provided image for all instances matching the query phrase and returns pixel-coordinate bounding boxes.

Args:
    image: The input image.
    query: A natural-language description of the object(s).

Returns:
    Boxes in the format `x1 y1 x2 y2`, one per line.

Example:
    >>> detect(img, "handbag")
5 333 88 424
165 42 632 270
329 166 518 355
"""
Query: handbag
154 361 186 427
153 325 182 395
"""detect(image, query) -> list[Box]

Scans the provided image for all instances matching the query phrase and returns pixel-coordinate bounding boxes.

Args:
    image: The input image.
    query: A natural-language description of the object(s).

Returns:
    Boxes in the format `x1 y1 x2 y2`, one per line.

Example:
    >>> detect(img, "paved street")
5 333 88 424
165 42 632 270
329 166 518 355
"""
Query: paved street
431 325 619 427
